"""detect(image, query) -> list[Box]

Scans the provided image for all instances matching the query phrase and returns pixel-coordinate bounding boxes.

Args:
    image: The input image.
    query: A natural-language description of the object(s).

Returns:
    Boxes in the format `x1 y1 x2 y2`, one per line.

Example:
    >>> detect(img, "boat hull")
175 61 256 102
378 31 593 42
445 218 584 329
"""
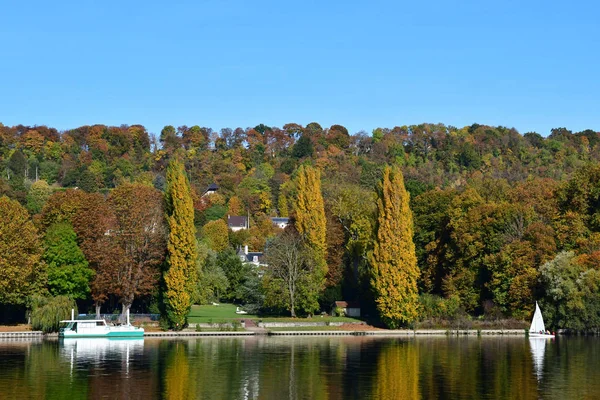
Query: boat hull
529 333 555 338
60 330 144 338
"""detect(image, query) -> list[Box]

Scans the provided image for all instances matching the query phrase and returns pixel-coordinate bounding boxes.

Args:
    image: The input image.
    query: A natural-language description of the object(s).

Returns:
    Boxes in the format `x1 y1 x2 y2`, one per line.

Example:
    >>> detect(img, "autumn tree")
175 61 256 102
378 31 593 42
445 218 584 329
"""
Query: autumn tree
43 222 94 299
26 180 53 214
227 195 243 216
163 159 198 329
109 184 166 318
0 196 45 305
70 192 117 317
201 219 230 252
369 166 419 328
293 165 327 305
39 189 89 229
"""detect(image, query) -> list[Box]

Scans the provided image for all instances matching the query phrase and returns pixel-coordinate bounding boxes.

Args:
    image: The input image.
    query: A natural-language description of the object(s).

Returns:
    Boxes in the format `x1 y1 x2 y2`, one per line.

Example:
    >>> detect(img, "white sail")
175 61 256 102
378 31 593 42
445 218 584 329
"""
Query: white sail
529 302 546 333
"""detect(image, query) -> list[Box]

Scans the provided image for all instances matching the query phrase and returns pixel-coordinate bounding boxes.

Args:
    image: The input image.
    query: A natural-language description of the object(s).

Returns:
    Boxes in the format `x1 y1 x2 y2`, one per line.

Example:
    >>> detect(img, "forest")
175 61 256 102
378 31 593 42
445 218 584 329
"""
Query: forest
1 121 600 331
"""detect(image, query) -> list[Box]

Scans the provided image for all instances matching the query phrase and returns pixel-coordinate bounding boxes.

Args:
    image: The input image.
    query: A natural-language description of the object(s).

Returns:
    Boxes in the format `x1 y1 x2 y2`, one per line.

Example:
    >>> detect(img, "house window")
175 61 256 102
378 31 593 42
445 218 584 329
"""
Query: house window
253 256 258 263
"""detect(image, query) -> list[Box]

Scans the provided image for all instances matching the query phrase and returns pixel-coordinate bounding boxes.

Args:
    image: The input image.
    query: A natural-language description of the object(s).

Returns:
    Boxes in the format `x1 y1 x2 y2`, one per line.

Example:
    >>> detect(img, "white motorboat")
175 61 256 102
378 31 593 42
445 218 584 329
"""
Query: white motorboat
59 309 144 338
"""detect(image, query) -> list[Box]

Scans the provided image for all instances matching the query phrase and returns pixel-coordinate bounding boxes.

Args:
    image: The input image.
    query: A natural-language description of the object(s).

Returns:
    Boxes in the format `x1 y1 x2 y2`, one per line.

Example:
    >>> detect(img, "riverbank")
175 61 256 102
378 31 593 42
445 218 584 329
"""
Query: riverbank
0 328 529 338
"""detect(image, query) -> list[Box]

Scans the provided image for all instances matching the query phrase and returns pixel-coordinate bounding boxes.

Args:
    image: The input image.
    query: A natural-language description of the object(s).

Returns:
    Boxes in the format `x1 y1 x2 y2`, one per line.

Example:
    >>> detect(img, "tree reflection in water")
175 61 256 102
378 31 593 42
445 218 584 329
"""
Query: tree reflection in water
1 336 600 399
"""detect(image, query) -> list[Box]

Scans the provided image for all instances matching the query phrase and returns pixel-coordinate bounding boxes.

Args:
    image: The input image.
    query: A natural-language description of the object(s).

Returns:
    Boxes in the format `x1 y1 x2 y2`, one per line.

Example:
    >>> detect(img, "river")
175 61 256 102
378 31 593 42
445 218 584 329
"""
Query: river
0 336 598 399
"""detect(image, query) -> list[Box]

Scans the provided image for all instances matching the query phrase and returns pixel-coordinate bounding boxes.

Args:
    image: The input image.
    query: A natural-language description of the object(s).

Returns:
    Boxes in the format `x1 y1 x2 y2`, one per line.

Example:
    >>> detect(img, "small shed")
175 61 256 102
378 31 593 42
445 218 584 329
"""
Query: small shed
332 301 361 318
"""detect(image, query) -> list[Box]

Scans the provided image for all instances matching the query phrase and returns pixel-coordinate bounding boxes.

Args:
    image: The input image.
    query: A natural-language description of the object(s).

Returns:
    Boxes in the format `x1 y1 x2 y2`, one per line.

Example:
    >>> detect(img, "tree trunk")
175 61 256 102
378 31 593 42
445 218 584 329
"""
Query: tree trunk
290 291 296 317
121 303 132 324
95 303 101 319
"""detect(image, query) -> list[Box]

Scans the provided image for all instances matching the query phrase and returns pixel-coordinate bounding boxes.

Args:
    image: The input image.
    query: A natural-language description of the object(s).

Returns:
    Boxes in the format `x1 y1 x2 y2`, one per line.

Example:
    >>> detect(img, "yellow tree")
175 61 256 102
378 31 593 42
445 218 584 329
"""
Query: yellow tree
294 165 327 267
369 165 419 328
201 219 230 252
227 195 243 216
164 159 198 329
0 196 44 305
293 165 327 307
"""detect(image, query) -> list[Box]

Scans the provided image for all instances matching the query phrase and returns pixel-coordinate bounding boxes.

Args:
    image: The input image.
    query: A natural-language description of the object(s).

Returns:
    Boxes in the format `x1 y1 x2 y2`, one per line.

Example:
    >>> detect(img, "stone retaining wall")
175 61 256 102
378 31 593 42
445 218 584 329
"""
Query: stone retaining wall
0 331 43 338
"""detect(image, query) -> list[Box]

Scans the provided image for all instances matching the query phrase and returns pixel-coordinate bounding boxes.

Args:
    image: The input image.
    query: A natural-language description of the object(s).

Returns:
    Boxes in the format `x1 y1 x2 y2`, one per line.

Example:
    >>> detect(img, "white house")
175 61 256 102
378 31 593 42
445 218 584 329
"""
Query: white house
237 245 266 267
202 183 219 197
228 215 249 232
270 217 289 230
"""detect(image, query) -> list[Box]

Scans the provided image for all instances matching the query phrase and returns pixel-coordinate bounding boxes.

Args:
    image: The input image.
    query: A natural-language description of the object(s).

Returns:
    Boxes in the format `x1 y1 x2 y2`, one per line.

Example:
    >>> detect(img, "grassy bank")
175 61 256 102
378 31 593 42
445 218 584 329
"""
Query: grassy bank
187 304 258 324
187 304 363 325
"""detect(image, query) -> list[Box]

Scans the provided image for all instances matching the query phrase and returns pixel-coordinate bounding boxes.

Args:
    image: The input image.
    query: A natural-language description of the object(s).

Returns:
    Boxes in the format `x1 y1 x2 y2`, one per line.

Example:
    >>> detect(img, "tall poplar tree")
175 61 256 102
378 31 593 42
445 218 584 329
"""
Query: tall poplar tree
164 159 197 329
0 196 44 305
369 165 419 328
293 165 327 309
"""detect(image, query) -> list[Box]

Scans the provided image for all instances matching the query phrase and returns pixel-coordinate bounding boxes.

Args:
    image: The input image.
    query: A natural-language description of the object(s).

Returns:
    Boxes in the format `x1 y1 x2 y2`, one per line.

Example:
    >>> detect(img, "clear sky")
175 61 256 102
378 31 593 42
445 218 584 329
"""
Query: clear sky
1 0 598 136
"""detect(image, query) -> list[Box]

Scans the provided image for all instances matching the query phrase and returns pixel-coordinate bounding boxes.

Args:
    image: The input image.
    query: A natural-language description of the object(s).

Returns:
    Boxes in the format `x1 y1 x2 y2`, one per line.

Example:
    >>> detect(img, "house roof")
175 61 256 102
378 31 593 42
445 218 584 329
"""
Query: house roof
270 217 289 224
334 301 360 308
206 183 219 191
228 216 248 228
243 252 264 263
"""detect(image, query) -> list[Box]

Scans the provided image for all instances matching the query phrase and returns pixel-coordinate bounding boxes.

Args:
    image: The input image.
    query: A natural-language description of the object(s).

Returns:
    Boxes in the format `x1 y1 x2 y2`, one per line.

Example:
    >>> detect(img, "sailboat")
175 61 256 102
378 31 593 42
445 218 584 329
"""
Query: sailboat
529 302 555 338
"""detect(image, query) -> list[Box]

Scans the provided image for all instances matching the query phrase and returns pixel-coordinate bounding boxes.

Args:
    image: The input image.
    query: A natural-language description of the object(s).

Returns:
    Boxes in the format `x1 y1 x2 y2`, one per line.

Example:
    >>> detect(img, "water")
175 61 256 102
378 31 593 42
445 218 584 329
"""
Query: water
1 336 599 399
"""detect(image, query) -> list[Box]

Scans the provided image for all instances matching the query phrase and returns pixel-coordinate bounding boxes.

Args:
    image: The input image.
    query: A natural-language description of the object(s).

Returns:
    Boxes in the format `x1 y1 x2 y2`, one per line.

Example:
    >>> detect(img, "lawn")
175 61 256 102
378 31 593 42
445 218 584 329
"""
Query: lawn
187 304 258 323
187 304 364 324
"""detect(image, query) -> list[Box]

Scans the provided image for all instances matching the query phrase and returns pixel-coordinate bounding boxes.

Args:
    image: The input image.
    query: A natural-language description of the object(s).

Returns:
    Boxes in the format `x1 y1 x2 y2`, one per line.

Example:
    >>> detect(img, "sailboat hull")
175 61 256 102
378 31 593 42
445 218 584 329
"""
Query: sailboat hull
529 333 555 338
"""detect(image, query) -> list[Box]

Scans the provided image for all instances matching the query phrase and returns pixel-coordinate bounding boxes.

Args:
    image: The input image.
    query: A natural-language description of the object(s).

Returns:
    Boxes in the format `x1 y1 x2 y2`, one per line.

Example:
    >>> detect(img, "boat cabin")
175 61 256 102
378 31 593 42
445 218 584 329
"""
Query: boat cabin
61 319 109 334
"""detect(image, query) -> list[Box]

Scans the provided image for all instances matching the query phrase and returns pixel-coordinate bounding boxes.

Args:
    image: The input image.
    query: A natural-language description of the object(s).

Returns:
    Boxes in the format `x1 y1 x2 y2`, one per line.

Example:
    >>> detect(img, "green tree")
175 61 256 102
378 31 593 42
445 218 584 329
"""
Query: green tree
292 135 314 159
217 249 252 303
539 251 600 330
8 150 26 178
30 295 77 333
43 222 94 299
26 179 53 214
77 169 98 192
163 159 198 329
264 232 320 316
368 166 419 328
193 242 228 304
0 196 45 305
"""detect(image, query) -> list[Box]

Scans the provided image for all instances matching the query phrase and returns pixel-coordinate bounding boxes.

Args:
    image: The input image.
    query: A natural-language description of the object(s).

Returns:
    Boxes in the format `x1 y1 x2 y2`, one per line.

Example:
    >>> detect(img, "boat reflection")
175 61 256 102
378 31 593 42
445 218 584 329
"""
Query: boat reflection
529 337 547 380
60 338 144 376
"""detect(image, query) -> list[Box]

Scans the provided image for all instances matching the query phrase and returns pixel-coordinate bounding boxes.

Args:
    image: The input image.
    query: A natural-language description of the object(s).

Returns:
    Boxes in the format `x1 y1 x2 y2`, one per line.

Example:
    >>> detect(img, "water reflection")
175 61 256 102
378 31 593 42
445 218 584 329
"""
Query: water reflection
529 337 547 381
1 336 600 399
60 338 144 377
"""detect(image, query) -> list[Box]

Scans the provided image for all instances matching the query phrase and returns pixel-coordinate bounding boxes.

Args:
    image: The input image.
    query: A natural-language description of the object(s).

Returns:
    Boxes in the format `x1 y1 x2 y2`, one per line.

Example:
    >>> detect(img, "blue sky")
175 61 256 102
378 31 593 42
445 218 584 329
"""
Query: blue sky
1 0 598 136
